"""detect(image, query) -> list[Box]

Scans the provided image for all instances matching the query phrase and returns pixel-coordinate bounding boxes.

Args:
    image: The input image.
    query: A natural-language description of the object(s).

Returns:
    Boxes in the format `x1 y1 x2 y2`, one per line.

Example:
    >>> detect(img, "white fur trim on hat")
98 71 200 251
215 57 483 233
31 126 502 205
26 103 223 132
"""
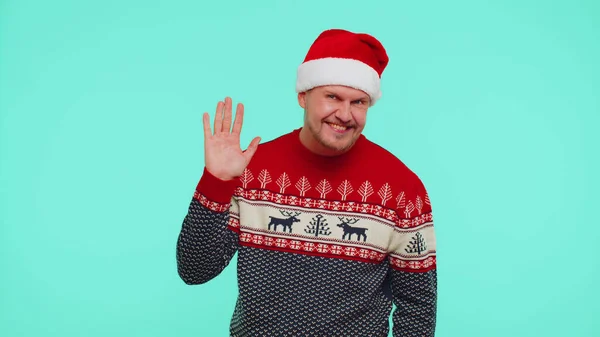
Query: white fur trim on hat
295 57 381 106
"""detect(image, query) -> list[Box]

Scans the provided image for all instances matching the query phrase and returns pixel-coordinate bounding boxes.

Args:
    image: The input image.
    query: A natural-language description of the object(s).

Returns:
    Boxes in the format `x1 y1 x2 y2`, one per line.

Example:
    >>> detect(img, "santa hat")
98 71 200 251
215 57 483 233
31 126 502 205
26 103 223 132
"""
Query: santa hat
296 29 389 106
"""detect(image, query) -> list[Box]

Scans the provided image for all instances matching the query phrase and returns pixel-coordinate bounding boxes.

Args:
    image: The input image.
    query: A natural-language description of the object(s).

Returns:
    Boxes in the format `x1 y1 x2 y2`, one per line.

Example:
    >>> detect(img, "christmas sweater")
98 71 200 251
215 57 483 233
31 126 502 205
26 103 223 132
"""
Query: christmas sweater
176 128 437 337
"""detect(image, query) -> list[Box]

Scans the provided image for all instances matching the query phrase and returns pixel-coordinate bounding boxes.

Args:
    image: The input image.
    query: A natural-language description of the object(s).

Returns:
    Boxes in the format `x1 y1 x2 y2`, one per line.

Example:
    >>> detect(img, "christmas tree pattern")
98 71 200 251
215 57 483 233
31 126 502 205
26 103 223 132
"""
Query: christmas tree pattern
304 214 331 237
240 168 254 188
378 183 393 207
416 196 423 215
258 169 272 188
396 191 406 209
295 176 311 196
337 180 354 201
404 200 415 218
276 172 291 193
405 232 427 254
316 179 332 199
358 181 374 202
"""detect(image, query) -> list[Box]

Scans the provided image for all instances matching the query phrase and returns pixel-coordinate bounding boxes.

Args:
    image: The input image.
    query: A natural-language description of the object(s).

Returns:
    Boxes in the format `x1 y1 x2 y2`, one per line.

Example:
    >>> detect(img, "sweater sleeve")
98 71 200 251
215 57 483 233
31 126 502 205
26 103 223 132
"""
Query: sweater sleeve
389 177 438 336
176 167 241 285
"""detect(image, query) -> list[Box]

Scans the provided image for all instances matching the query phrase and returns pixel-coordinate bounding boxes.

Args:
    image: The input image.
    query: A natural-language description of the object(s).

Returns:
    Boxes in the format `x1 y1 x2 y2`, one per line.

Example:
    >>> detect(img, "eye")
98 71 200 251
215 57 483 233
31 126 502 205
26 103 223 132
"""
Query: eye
327 94 337 99
352 100 365 105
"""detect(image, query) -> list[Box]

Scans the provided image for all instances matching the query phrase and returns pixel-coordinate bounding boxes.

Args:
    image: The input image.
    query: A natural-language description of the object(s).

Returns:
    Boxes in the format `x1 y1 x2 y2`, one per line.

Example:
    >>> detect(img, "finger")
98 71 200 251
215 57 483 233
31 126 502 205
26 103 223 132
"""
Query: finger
231 103 244 135
213 100 224 134
222 97 233 133
243 136 261 161
202 112 211 140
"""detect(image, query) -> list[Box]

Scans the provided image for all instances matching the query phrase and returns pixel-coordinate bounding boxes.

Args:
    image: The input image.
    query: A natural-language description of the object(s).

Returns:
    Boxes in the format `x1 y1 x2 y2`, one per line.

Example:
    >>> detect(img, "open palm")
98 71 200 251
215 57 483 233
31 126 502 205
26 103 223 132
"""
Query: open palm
203 97 261 181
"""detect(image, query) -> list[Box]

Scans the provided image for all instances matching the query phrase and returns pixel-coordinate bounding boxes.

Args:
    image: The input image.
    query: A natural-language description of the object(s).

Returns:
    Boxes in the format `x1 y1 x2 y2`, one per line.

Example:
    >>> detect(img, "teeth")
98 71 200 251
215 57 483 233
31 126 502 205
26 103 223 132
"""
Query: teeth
328 123 347 131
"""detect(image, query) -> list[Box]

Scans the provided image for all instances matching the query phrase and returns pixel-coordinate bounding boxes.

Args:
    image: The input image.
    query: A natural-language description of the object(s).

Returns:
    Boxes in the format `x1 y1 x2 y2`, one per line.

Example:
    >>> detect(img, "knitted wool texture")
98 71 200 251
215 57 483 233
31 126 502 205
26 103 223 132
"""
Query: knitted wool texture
177 128 437 336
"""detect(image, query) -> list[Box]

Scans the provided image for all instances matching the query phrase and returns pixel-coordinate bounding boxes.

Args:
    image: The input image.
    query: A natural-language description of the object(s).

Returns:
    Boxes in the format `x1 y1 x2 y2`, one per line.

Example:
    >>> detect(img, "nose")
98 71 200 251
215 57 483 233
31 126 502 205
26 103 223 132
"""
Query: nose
334 101 352 123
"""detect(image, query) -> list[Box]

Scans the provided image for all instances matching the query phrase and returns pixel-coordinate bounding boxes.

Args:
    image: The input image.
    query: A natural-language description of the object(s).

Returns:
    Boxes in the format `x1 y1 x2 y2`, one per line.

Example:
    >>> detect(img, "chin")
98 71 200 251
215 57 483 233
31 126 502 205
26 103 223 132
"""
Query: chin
319 137 355 153
306 122 359 154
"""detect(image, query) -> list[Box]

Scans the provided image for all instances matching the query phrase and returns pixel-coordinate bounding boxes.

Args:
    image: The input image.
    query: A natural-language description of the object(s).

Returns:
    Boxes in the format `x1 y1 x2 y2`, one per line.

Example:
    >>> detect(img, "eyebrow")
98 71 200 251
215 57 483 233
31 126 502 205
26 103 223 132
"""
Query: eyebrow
325 91 369 101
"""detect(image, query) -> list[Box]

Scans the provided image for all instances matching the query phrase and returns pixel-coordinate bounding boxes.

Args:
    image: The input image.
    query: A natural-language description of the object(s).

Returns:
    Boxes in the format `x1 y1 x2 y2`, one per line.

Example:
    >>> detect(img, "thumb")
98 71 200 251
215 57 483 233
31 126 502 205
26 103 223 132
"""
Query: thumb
243 136 261 162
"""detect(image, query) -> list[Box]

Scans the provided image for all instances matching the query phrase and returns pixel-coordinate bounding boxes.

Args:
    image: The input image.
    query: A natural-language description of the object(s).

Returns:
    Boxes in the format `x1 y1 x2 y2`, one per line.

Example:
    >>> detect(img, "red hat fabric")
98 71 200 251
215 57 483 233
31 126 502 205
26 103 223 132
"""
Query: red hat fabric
296 29 389 106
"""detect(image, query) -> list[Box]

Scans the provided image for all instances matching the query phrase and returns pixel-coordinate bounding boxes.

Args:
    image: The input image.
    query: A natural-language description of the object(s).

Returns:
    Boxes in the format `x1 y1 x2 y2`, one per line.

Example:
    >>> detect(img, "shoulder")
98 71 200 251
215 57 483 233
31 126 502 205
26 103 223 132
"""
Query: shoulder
360 137 432 215
360 136 427 192
362 137 417 177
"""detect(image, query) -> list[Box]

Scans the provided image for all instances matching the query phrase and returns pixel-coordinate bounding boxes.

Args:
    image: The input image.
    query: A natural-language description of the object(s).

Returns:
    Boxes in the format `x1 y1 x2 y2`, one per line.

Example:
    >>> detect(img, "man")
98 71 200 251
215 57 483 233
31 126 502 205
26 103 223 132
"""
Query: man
176 28 437 336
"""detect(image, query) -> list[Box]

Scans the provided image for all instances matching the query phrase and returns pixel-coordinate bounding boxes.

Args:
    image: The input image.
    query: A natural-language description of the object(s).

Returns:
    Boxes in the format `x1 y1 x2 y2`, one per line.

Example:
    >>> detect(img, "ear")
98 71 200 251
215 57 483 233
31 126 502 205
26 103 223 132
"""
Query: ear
297 92 307 109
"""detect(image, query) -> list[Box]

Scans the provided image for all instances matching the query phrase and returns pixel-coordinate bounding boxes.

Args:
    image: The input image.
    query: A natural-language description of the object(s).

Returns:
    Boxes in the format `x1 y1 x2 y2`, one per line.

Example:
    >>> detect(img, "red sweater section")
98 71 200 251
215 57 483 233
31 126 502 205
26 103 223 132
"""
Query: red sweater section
197 128 431 223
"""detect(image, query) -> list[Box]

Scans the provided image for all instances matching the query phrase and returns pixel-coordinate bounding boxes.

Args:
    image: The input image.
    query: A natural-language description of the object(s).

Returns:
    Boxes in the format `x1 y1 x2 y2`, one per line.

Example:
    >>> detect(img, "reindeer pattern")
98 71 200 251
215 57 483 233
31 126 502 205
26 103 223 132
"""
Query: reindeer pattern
265 209 371 243
336 217 368 242
267 210 302 233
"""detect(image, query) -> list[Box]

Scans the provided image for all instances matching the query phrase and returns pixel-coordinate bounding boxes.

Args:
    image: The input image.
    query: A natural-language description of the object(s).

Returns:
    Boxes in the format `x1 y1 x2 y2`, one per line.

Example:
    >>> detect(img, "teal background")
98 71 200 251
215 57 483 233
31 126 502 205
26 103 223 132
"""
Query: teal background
1 0 598 336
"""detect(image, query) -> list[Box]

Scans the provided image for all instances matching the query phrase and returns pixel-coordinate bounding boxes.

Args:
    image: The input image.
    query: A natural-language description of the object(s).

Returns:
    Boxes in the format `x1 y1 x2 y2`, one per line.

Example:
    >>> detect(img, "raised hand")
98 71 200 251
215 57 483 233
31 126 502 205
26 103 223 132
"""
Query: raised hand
202 97 261 181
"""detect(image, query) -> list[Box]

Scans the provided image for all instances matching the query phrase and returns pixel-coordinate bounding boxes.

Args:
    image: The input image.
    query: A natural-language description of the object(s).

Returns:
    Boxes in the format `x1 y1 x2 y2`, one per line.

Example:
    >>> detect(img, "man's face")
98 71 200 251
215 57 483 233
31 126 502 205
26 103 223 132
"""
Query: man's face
298 85 370 156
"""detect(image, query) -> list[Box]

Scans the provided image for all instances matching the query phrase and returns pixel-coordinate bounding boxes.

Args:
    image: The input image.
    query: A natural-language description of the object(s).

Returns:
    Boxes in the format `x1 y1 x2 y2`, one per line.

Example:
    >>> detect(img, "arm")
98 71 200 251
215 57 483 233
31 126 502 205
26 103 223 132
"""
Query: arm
389 178 438 336
176 96 260 284
389 267 437 336
176 167 240 285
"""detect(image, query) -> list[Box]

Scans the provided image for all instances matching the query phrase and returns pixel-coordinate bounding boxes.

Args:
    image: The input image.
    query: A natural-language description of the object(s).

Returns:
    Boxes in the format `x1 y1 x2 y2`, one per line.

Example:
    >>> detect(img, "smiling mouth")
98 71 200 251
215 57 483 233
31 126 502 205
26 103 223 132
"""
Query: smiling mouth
326 122 351 133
